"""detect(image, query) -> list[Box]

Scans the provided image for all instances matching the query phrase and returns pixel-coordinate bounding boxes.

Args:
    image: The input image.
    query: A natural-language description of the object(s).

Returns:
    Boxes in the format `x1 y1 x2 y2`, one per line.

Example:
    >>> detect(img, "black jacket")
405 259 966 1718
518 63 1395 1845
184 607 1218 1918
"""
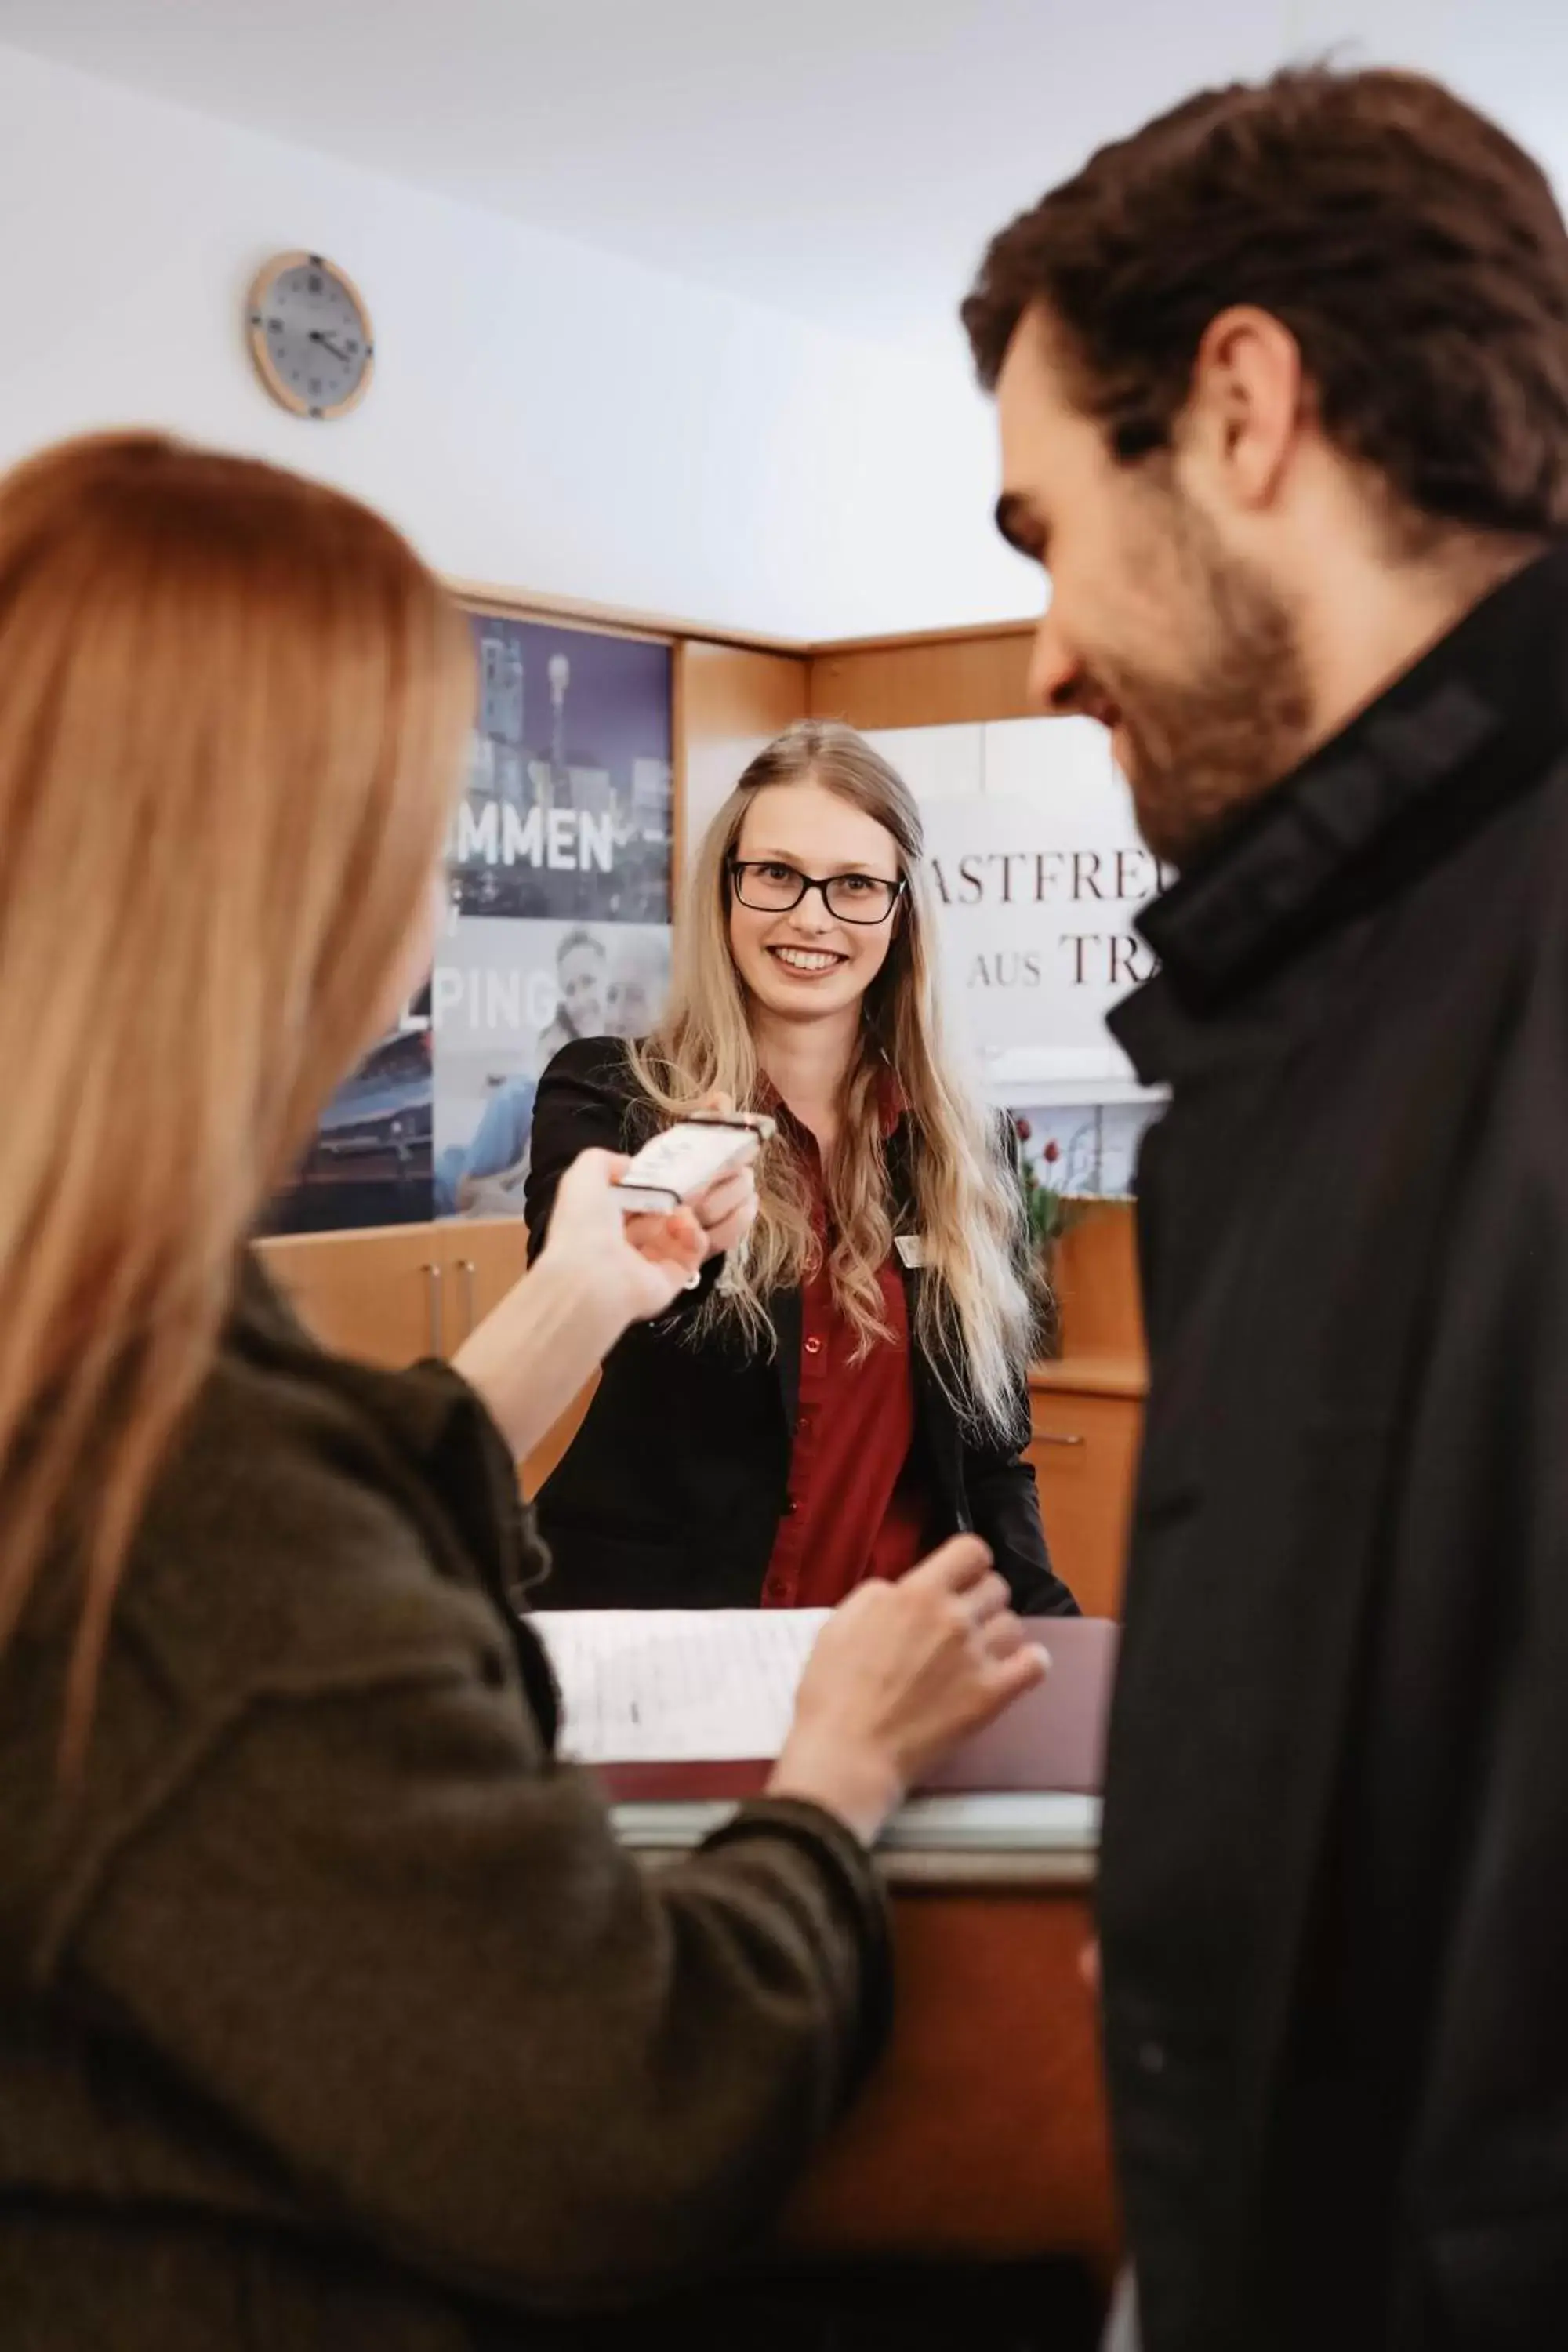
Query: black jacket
521 1037 1073 1617
1100 546 1568 2351
0 1261 891 2350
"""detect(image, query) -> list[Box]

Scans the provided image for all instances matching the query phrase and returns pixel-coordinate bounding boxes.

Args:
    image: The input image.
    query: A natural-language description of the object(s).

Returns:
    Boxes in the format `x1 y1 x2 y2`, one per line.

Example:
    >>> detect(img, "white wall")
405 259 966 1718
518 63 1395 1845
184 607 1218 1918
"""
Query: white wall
0 44 1034 642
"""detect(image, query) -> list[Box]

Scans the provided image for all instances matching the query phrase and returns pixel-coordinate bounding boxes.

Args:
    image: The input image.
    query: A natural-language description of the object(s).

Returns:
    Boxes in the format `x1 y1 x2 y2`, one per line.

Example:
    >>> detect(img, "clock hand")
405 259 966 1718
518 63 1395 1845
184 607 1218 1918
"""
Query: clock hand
309 329 352 364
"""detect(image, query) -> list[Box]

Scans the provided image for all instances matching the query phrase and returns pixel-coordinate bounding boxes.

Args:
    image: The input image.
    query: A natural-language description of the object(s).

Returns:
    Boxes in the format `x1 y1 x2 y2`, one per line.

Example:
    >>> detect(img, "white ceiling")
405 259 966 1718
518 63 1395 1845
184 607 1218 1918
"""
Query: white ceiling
2 0 1565 350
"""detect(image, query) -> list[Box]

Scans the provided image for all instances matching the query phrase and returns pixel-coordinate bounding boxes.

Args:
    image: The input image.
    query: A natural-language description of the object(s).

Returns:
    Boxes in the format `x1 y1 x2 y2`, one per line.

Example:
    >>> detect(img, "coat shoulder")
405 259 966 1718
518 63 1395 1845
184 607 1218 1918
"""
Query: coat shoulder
122 1342 513 1711
2 1331 524 1974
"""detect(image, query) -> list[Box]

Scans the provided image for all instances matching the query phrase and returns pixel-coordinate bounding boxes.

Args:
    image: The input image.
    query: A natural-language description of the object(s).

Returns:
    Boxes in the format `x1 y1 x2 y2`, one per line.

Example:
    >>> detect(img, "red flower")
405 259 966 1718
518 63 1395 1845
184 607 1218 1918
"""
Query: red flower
1014 1116 1033 1141
1043 1138 1061 1164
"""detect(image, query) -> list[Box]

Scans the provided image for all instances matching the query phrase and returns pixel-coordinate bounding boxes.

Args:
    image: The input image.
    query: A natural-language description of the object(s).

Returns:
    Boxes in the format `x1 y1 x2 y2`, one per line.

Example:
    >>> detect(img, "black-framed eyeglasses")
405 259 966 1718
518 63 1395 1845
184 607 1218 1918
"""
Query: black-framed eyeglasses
729 859 906 926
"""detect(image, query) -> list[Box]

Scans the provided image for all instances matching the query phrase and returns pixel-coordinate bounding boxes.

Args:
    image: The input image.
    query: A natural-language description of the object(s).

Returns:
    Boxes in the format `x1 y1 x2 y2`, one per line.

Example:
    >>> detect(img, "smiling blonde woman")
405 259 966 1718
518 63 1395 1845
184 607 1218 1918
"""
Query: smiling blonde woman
524 720 1077 1617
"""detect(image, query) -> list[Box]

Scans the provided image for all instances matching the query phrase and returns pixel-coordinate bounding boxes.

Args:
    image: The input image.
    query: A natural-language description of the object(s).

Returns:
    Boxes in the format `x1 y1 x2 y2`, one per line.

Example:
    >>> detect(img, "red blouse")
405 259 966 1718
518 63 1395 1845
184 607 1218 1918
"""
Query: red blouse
760 1109 934 1610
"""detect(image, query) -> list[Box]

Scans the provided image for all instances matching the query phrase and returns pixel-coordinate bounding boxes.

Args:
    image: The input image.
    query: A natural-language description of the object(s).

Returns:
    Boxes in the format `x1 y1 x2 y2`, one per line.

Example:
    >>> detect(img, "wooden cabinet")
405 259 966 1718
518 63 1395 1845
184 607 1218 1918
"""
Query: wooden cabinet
256 1218 532 1369
1029 1367 1143 1621
444 1218 538 1338
256 1222 448 1367
253 1217 590 1494
1029 1203 1146 1619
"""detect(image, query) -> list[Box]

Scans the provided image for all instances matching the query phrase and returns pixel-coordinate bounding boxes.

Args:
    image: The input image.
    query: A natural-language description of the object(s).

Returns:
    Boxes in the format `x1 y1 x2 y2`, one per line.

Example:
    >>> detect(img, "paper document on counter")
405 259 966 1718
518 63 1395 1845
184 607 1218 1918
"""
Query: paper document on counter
532 1608 831 1762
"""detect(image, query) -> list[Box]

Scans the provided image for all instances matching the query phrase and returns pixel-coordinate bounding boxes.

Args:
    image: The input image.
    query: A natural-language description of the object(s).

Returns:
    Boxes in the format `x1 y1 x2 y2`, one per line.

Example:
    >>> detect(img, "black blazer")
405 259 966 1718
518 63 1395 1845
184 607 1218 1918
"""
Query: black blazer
522 1036 1075 1616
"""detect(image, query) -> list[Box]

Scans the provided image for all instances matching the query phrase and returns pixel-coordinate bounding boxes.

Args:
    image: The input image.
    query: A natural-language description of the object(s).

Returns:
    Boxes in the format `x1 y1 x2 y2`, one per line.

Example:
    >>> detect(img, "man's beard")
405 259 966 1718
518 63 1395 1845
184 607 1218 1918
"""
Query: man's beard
1099 503 1315 871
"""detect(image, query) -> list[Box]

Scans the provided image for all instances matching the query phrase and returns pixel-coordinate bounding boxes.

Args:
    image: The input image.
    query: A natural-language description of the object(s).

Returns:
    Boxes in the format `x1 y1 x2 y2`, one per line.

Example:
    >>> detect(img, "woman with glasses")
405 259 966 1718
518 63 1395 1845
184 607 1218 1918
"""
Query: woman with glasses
524 720 1076 1616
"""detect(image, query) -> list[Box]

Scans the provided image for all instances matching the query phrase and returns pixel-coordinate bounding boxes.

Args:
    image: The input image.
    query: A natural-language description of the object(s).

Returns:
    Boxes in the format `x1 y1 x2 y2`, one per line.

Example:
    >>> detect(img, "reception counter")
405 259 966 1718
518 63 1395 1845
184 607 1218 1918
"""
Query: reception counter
616 1794 1118 2274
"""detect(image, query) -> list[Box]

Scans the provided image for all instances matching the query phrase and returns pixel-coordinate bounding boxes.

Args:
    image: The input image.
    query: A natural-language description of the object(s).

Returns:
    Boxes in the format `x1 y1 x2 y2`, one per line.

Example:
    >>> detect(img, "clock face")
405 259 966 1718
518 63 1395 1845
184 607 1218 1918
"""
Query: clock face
249 253 372 419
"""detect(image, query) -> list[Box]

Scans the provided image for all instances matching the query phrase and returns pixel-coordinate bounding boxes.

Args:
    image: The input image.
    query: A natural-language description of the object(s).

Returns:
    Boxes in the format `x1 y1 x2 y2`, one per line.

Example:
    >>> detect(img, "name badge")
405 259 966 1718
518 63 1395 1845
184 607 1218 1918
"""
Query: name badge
895 1234 928 1270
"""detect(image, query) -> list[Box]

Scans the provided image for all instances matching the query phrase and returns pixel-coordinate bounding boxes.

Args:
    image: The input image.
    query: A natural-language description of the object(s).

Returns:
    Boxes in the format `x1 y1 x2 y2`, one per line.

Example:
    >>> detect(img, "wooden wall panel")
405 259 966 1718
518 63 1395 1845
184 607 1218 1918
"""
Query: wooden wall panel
447 575 797 655
1054 1201 1144 1359
677 639 810 868
808 624 1037 731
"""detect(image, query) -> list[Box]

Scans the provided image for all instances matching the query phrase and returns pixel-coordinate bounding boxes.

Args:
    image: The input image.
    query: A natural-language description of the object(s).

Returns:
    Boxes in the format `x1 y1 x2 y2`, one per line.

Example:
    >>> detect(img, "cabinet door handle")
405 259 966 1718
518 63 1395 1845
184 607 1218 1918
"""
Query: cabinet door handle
421 1261 444 1358
456 1258 477 1341
1036 1429 1087 1447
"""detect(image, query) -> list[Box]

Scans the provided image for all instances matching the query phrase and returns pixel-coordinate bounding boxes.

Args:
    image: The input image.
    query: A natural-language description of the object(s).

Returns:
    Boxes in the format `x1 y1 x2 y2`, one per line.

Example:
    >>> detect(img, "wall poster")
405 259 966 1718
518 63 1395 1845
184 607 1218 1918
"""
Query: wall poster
862 716 1169 1201
266 608 673 1233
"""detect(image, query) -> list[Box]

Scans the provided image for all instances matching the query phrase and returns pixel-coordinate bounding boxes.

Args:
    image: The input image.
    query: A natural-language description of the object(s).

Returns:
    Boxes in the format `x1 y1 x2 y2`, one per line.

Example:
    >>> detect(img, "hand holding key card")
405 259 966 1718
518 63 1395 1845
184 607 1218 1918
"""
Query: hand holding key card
680 1094 768 1263
542 1150 707 1324
452 1148 711 1457
613 1110 775 1215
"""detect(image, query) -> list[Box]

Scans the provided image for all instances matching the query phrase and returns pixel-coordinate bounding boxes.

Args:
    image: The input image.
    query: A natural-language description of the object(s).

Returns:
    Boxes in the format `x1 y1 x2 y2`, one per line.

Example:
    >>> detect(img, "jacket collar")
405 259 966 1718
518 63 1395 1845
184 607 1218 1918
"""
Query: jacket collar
1113 543 1568 1070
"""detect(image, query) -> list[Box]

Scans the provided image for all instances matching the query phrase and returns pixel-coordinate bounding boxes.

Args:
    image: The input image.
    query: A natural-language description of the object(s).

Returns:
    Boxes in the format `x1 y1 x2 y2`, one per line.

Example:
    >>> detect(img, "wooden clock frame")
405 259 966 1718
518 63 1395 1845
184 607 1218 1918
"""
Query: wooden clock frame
246 249 376 421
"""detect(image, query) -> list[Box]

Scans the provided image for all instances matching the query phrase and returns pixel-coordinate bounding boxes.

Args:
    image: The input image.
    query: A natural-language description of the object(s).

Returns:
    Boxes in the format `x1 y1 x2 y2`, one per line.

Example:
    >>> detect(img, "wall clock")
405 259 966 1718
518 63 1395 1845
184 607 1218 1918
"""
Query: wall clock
247 251 374 420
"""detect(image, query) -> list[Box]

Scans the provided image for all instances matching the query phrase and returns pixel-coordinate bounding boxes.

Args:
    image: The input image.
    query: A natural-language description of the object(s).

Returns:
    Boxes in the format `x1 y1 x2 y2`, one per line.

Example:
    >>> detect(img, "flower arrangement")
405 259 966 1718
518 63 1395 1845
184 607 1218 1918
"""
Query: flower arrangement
1013 1118 1083 1252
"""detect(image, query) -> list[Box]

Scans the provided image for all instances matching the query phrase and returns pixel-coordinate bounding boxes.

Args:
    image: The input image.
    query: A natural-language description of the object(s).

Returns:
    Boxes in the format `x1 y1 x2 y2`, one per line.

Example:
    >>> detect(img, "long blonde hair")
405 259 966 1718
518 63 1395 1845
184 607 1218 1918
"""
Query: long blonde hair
633 720 1035 1436
0 434 474 1764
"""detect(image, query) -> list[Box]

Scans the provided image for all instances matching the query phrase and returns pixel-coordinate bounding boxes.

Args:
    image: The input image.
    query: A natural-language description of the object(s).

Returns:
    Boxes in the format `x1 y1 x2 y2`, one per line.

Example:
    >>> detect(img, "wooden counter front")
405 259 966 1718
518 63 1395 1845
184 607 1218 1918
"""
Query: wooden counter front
619 1797 1117 2278
782 1883 1113 2270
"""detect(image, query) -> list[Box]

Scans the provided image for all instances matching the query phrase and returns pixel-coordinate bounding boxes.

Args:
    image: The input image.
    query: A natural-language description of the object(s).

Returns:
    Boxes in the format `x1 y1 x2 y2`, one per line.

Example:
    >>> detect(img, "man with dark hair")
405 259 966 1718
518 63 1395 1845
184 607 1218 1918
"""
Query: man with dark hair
965 67 1568 2352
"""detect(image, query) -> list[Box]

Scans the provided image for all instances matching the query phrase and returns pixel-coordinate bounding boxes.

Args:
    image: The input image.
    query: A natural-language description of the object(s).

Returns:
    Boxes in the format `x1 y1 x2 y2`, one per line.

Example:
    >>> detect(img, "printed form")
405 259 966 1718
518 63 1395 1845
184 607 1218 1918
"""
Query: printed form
532 1609 832 1762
